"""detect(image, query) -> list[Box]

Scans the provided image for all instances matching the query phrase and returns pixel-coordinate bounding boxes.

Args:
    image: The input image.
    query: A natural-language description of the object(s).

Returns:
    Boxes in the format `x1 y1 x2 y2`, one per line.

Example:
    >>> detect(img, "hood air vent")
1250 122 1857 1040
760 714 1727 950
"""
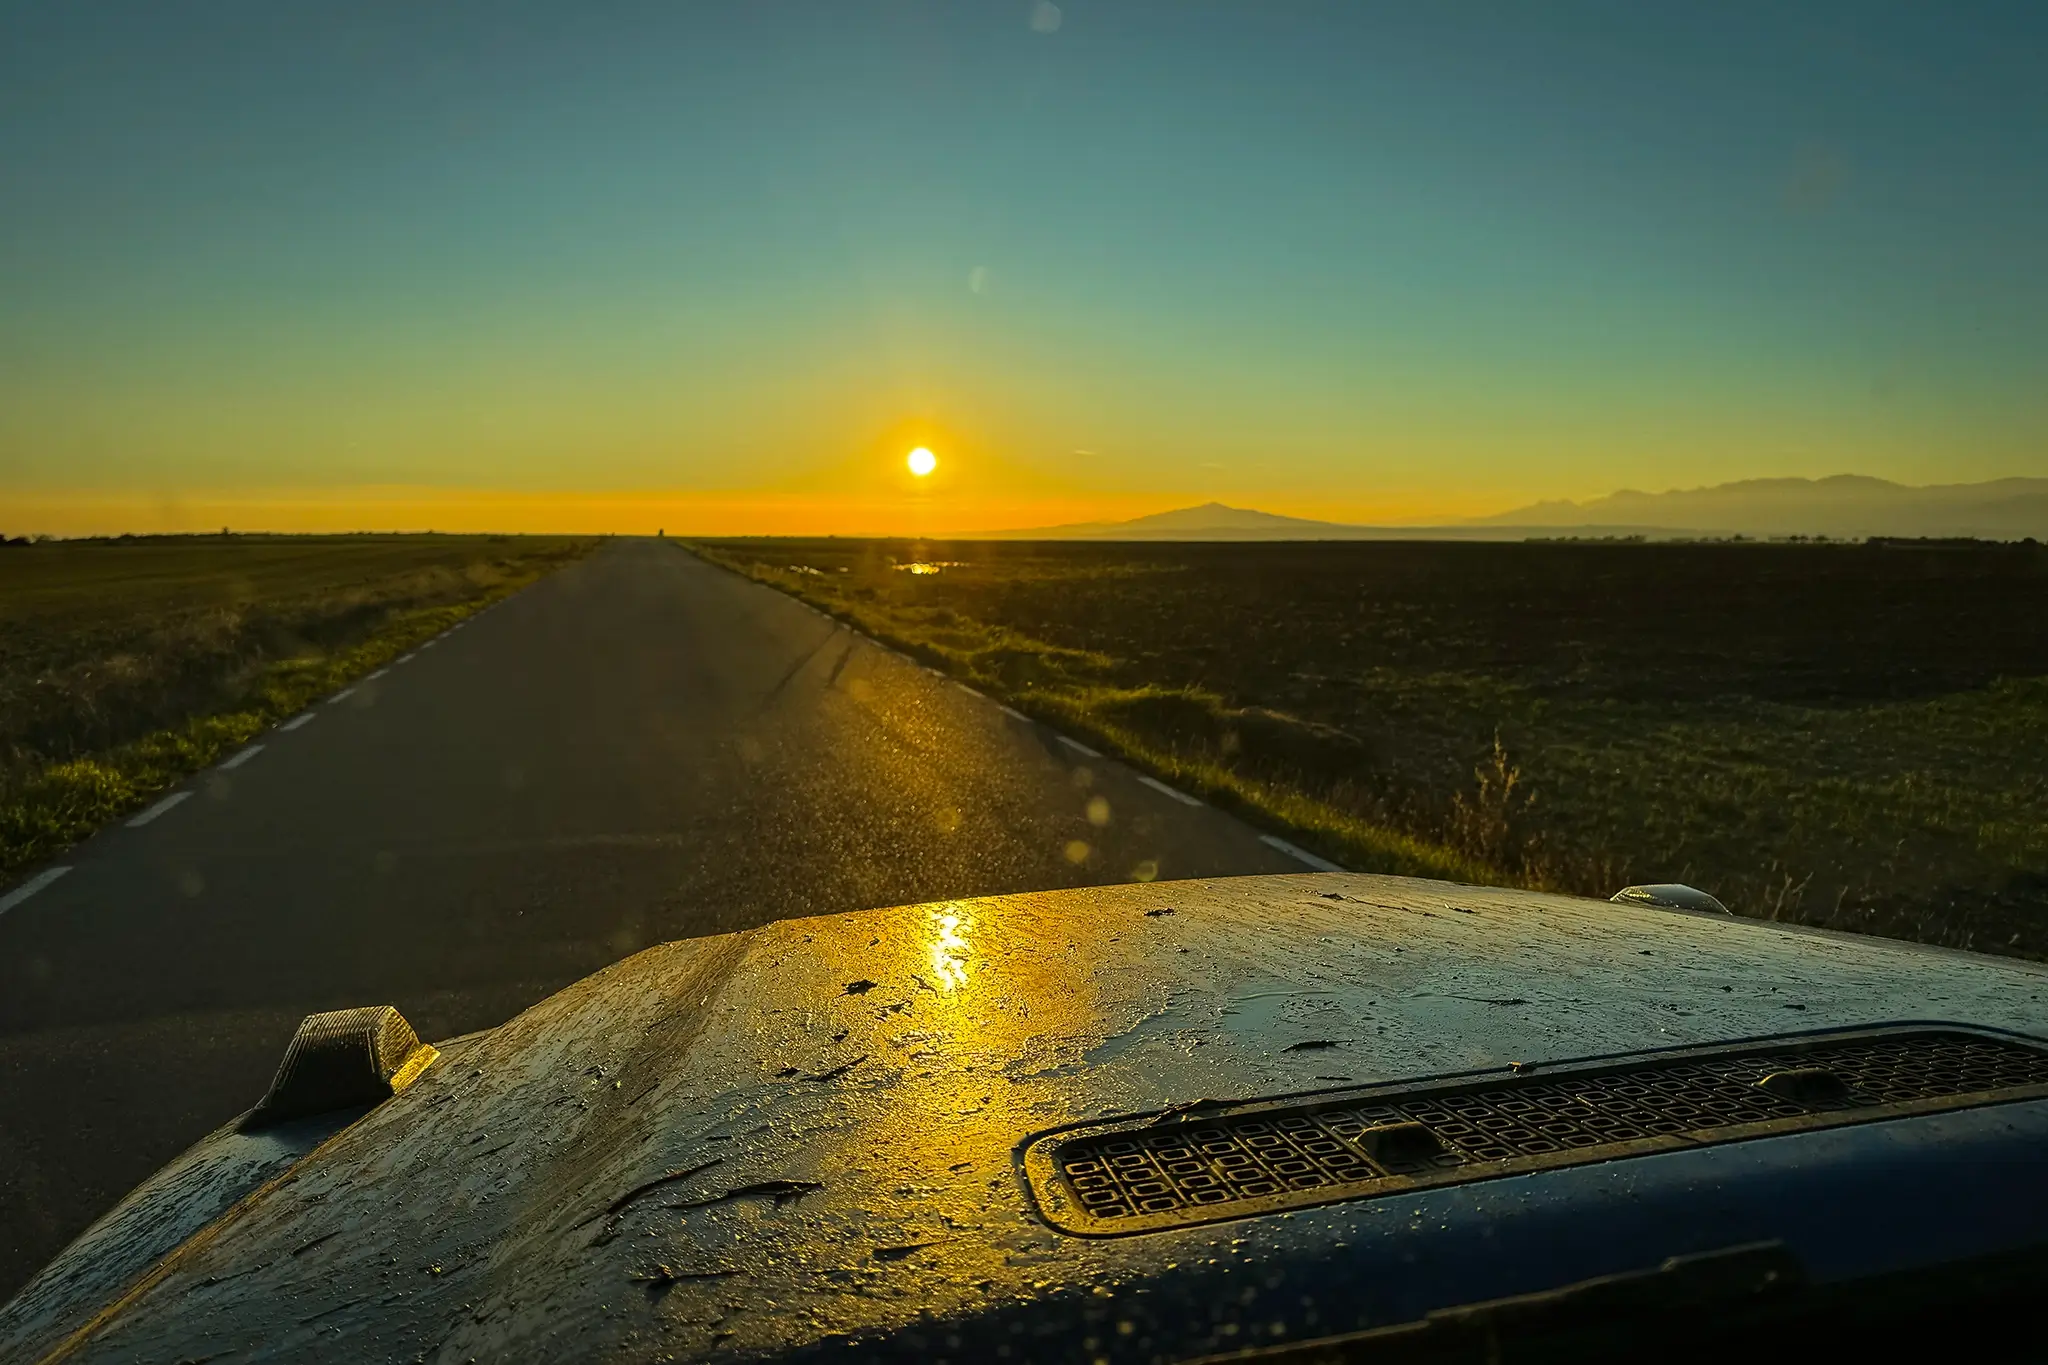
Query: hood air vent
1023 1026 2048 1236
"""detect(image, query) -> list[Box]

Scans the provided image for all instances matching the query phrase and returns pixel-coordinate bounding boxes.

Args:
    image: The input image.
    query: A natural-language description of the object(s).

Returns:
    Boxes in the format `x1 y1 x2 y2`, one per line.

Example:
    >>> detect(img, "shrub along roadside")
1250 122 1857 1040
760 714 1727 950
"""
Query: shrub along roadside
687 543 1498 887
5 595 505 881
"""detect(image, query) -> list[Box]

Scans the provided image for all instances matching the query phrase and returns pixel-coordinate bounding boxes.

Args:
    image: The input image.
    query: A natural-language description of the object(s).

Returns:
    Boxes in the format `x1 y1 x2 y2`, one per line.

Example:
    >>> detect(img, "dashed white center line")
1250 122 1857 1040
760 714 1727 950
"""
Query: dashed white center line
366 668 389 680
1138 774 1204 807
0 866 70 916
396 653 416 664
219 744 265 771
1260 834 1345 872
280 712 316 732
421 640 437 650
329 688 357 703
1058 736 1102 759
127 792 192 827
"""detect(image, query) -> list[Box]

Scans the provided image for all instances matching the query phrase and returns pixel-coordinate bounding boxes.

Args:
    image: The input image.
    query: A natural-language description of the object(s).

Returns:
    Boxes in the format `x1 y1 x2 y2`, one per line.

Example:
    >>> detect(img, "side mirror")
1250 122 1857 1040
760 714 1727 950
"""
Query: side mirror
1610 883 1730 915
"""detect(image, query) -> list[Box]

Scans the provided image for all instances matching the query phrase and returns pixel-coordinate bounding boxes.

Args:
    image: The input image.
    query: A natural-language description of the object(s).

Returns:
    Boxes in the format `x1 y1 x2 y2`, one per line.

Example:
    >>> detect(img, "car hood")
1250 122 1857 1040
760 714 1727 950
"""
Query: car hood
7 872 2047 1363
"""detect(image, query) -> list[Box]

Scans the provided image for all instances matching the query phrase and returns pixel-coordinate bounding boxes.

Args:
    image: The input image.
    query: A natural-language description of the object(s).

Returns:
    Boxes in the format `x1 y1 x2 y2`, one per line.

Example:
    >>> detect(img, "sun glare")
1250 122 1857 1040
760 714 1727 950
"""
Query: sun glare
907 447 937 477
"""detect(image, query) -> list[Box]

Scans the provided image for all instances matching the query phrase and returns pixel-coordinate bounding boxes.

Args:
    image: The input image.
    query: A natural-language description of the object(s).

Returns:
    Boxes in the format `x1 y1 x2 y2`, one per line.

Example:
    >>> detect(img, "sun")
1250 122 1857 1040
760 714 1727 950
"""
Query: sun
907 447 937 477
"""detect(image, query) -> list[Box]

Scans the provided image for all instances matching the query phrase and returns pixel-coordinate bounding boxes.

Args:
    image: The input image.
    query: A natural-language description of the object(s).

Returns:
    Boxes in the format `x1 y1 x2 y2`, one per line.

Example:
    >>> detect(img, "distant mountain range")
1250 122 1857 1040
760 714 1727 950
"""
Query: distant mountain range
1476 475 2048 539
977 478 2048 541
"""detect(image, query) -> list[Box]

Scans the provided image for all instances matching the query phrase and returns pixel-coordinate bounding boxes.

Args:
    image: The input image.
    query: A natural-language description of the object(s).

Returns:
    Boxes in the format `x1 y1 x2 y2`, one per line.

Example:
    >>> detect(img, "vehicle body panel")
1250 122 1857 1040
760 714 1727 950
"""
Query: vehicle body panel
5 872 2045 1362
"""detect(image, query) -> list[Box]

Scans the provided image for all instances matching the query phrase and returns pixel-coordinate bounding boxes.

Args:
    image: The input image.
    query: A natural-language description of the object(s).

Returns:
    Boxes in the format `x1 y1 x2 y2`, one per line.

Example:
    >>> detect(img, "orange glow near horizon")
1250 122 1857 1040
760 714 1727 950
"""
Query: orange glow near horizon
0 482 1545 539
0 411 1574 538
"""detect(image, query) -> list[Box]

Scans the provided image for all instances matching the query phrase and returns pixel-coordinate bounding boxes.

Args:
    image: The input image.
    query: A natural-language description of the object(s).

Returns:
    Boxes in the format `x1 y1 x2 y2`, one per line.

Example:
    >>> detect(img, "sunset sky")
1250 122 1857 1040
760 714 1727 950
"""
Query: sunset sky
4 2 2046 535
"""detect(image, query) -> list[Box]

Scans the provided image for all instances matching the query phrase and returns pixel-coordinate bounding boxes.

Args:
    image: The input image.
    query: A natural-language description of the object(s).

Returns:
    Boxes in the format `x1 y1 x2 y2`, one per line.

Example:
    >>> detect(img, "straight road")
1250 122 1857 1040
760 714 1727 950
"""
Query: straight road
0 539 1308 1297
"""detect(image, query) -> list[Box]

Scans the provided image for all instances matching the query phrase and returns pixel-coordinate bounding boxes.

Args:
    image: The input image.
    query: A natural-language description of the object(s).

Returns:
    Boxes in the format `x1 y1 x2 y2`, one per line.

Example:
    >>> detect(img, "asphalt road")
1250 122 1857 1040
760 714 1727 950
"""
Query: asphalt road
0 538 1308 1298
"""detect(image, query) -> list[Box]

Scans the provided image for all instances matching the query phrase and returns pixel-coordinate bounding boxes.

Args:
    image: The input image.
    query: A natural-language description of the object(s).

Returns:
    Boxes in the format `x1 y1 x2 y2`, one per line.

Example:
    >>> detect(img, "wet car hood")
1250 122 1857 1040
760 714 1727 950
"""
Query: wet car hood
6 872 2047 1363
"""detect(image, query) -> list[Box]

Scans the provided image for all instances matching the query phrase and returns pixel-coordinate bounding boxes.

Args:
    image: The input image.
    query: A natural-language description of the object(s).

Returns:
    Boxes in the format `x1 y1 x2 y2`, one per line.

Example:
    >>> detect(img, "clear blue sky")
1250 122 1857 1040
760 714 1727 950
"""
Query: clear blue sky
3 1 2044 531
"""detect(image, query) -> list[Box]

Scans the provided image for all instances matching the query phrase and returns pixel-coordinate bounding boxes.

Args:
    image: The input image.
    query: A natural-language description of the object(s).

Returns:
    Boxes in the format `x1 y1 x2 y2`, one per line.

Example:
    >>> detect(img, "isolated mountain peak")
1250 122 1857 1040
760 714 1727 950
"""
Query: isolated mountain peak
1118 502 1337 531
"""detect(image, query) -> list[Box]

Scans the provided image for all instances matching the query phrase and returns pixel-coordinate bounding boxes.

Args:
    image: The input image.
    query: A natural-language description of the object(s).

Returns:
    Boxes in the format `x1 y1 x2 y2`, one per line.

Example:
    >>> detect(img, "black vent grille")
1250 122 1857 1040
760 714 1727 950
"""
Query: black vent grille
1029 1028 2048 1234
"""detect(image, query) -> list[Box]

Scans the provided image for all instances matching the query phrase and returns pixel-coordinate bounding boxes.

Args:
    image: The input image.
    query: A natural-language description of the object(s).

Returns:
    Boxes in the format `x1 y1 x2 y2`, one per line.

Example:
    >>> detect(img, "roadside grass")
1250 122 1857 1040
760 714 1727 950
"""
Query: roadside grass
689 538 2048 960
1028 686 1498 884
690 546 1496 886
0 535 595 879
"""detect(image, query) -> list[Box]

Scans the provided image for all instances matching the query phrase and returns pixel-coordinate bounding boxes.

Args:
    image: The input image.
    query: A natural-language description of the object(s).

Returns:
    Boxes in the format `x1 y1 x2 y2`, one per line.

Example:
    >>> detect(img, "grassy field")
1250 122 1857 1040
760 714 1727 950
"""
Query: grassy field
0 534 595 879
693 537 2048 959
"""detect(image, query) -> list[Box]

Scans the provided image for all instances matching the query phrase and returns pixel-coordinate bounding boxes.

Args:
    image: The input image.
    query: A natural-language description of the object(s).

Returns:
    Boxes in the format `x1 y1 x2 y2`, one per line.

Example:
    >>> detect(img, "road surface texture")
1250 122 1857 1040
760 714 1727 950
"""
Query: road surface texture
0 538 1306 1298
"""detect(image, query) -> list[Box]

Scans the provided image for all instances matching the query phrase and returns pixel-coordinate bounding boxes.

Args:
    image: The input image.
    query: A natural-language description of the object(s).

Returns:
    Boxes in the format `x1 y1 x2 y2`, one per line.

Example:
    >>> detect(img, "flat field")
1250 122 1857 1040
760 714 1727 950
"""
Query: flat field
696 537 2048 959
0 534 594 876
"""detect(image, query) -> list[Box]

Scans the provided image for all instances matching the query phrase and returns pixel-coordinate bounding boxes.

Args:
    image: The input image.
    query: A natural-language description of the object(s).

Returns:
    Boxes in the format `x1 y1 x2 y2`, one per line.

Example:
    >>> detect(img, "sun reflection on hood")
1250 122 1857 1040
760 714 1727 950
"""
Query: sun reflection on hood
929 910 971 990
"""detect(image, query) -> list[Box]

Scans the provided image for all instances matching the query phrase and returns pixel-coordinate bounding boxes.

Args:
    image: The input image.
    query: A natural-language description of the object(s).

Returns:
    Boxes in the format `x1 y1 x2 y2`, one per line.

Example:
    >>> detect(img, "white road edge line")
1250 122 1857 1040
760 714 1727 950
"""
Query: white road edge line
329 688 357 703
1260 834 1345 872
365 668 389 680
1058 736 1102 758
219 744 265 771
1138 774 1203 807
127 792 191 827
998 705 1029 722
280 712 316 731
955 682 984 699
0 866 70 916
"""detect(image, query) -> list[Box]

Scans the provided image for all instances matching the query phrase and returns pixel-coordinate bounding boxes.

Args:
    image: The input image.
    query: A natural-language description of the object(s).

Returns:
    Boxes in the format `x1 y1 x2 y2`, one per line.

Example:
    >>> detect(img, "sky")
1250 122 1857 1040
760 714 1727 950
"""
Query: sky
3 1 2046 535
